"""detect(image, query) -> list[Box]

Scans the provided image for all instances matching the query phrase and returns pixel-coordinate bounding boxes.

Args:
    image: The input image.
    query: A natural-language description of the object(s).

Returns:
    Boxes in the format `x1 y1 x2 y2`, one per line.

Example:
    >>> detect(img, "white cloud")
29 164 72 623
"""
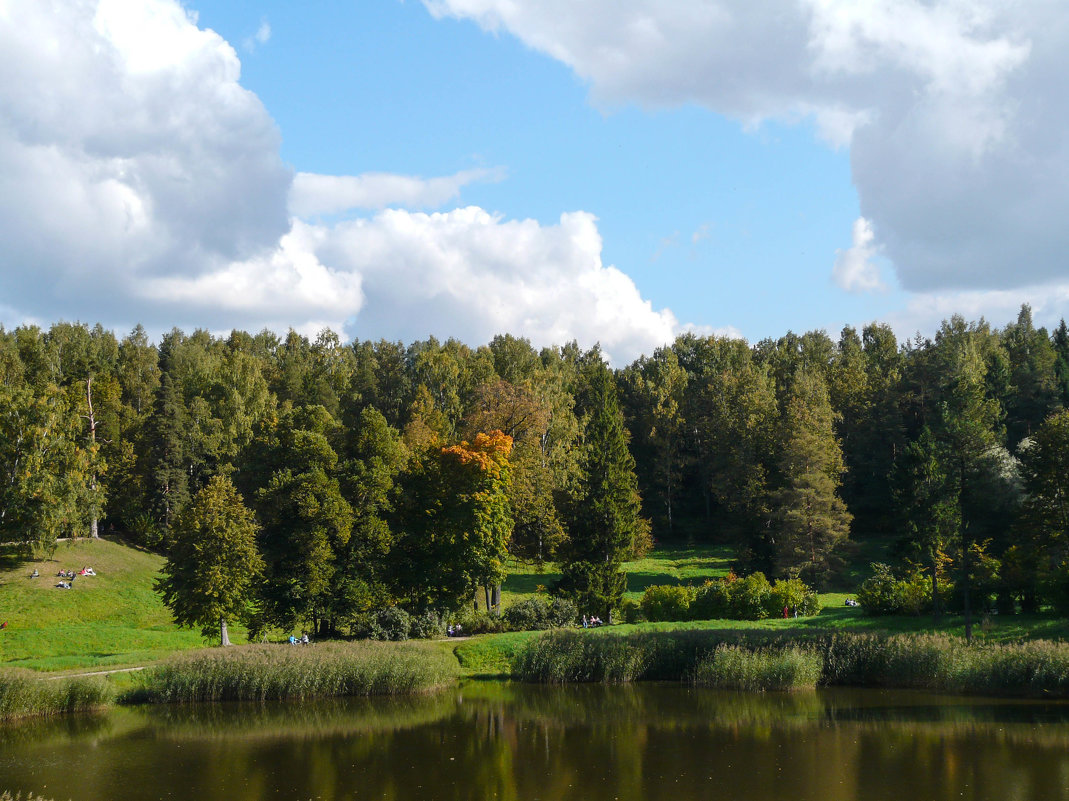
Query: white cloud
289 166 506 217
0 0 681 362
886 281 1069 341
424 0 1066 296
832 217 884 293
319 207 678 363
244 19 271 52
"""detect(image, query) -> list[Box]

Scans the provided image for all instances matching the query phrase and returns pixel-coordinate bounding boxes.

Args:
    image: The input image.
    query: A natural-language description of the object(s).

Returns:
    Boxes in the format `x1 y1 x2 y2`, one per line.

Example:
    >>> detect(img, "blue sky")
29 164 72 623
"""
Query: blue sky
195 0 901 341
1 1 1066 362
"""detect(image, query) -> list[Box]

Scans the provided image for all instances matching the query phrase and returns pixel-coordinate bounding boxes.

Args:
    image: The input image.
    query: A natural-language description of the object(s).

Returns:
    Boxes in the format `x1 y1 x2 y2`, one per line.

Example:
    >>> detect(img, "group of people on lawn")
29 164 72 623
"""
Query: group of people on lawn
31 565 97 589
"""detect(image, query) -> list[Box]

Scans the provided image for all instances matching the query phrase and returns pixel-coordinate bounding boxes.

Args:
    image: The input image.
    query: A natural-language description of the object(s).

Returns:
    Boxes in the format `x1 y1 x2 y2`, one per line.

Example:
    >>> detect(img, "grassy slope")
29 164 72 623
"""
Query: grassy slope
0 538 215 671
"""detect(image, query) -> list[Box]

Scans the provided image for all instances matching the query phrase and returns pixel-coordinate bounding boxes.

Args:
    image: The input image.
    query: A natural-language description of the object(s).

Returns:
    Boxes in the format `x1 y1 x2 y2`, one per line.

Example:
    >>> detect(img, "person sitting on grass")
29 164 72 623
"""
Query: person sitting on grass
288 635 298 645
30 568 39 578
301 633 309 644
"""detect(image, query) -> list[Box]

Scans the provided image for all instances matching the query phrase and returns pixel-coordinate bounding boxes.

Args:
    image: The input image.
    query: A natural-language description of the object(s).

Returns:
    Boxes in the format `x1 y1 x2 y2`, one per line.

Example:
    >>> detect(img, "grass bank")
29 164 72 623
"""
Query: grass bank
130 640 460 703
0 538 215 671
0 668 112 721
511 628 1069 697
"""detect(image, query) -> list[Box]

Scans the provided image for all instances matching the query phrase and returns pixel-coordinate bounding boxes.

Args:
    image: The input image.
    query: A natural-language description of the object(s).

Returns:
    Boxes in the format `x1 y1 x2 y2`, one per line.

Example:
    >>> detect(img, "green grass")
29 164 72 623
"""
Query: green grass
0 668 112 721
500 543 735 607
0 538 225 671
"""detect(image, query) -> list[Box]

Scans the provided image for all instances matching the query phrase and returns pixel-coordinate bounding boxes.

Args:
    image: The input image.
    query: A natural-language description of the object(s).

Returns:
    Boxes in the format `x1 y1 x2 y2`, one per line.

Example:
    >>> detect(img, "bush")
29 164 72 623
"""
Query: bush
857 563 932 615
639 584 694 622
770 578 822 617
729 572 774 619
620 598 643 624
410 610 448 639
690 580 731 619
454 610 506 635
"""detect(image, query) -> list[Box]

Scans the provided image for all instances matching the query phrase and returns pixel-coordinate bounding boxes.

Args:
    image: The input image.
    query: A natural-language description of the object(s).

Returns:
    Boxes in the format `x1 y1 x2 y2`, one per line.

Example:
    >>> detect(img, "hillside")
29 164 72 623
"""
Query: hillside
0 538 212 671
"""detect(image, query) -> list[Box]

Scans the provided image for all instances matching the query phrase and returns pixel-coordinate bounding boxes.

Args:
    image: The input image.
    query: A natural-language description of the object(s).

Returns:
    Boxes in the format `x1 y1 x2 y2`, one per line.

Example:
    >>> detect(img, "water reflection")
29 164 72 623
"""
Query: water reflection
2 685 1068 801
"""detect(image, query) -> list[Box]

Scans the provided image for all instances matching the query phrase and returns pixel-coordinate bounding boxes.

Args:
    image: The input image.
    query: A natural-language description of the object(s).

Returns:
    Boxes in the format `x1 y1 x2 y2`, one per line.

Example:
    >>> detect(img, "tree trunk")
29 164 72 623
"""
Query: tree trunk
491 583 501 610
484 585 492 613
85 377 100 538
220 616 232 647
929 550 941 624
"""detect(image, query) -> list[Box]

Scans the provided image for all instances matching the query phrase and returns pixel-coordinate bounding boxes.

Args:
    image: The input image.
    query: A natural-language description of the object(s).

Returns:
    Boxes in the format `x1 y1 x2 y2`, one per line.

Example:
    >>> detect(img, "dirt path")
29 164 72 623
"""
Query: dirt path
45 666 147 680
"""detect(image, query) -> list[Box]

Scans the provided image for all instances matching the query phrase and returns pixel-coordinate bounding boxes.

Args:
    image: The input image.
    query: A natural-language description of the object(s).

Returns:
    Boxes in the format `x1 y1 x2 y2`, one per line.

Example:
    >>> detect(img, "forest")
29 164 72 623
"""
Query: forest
1 305 1068 639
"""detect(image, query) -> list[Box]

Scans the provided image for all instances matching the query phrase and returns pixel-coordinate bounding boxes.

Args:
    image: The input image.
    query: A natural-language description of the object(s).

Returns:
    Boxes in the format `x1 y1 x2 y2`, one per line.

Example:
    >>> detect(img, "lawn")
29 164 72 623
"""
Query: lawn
0 538 219 671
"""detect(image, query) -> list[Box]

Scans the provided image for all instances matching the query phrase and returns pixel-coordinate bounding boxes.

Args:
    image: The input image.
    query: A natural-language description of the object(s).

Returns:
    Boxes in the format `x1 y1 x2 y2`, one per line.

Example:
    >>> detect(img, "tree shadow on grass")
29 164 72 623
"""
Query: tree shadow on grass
503 571 561 595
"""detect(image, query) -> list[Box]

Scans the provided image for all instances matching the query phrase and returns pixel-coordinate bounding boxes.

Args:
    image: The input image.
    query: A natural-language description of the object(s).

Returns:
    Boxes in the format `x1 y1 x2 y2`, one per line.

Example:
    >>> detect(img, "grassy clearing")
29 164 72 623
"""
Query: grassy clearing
0 668 112 721
500 543 735 607
132 640 459 703
0 538 218 671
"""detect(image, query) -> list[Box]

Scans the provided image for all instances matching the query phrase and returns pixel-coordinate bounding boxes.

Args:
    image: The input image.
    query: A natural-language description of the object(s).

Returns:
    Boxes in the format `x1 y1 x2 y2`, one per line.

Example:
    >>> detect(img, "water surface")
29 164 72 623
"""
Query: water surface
2 684 1068 801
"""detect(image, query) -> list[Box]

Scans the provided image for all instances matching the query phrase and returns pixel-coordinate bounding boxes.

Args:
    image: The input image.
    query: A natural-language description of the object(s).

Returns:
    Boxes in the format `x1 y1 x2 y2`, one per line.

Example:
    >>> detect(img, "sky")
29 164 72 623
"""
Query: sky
2 0 1068 363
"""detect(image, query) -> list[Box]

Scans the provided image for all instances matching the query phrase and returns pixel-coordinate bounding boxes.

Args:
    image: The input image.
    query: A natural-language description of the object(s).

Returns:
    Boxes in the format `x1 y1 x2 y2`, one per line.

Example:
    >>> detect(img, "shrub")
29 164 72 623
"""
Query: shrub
454 610 506 635
690 580 731 620
372 607 413 641
640 584 694 622
410 609 448 639
547 597 578 628
503 598 550 630
770 578 822 617
620 598 643 624
729 572 774 620
857 563 932 615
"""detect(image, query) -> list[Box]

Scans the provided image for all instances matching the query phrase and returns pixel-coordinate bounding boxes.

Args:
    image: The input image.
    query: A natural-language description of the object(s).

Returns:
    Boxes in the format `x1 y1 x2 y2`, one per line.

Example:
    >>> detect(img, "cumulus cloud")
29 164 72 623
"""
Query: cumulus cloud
424 0 1065 295
289 167 506 217
0 0 681 362
832 217 884 293
319 207 678 363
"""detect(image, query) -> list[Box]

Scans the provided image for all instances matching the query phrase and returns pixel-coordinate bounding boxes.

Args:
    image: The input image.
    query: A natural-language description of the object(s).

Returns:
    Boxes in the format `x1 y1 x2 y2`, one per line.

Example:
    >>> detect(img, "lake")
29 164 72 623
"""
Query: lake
2 683 1068 801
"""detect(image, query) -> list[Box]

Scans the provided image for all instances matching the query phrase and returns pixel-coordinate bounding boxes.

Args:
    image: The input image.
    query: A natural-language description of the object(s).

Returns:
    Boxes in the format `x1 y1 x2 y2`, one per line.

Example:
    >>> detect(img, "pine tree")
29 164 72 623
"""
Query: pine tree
771 371 851 587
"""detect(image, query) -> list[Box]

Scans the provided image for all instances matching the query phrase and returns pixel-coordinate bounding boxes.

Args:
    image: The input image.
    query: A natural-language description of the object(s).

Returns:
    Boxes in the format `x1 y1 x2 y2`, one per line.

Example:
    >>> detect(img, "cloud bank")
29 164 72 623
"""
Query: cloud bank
425 0 1068 301
0 0 680 362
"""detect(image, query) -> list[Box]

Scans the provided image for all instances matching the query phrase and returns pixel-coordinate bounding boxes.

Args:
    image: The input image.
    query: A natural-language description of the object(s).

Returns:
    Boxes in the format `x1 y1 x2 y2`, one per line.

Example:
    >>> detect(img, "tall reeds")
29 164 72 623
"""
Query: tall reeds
693 645 822 691
512 629 1069 697
0 669 112 722
140 641 459 703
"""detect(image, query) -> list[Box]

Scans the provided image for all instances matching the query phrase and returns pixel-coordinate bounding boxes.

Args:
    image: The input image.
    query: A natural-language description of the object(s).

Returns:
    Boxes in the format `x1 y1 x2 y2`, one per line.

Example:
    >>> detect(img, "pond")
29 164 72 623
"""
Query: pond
2 684 1068 801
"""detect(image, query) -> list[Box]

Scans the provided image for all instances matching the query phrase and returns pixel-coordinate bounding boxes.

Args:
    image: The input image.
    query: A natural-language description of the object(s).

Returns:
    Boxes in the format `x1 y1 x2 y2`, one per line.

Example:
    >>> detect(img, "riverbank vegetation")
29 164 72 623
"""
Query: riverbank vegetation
132 641 459 703
0 669 111 722
511 628 1069 697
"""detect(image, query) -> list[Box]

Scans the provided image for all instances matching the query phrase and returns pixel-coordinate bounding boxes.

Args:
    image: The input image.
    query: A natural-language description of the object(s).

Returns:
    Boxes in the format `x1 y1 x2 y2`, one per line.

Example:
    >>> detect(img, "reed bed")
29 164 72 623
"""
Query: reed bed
0 669 112 722
693 645 822 691
513 629 1069 697
140 641 459 703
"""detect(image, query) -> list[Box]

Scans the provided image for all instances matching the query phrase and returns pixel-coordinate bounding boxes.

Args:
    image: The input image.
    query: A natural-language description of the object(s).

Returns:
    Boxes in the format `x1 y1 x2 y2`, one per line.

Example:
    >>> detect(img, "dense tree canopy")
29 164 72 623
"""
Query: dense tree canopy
2 302 1068 638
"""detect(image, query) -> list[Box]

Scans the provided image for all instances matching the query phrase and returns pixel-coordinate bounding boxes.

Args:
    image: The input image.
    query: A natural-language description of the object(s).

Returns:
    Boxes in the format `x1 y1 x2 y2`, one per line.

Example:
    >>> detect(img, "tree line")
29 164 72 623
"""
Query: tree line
2 306 1068 638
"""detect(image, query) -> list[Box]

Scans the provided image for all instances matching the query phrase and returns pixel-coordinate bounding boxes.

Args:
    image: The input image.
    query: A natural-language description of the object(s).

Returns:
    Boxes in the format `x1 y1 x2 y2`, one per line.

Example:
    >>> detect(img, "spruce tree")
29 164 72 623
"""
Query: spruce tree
559 355 644 621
